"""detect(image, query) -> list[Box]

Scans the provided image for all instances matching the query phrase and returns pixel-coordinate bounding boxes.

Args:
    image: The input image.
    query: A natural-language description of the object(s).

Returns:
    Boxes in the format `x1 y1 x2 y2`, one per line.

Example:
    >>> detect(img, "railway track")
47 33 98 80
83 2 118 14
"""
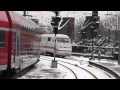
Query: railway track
41 55 118 79
3 55 118 79
41 56 98 79
44 60 78 79
67 56 120 79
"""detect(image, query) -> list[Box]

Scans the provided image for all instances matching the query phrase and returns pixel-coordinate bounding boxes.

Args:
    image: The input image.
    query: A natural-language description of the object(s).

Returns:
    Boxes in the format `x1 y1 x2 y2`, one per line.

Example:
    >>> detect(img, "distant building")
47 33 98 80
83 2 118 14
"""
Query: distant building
58 17 75 42
81 16 100 39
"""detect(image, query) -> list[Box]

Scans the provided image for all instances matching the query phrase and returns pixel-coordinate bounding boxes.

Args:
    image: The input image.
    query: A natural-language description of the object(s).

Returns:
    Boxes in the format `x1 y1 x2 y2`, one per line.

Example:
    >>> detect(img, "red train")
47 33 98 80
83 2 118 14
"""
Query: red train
0 11 41 76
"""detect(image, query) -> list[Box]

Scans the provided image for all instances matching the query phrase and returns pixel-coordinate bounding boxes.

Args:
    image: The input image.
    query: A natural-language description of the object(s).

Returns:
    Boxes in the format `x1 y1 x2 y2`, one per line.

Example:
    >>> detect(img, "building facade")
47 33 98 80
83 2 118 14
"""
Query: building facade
58 17 75 42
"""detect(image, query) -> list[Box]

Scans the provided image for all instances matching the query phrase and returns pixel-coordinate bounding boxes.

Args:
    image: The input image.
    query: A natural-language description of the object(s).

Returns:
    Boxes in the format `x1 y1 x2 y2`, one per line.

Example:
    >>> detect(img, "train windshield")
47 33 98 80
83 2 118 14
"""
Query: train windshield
57 38 69 43
0 31 5 48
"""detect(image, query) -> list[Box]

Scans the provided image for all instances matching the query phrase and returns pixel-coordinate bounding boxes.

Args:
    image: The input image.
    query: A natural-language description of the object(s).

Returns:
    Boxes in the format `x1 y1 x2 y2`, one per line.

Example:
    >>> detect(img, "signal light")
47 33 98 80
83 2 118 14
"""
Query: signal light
51 16 61 34
92 11 98 16
90 14 100 38
91 22 99 38
81 31 86 39
51 16 61 27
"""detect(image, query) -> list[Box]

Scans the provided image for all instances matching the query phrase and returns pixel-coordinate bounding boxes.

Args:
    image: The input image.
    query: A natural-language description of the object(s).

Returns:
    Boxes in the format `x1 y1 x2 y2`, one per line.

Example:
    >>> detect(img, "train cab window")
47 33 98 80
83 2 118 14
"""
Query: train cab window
57 38 63 42
57 38 69 43
0 31 5 47
48 37 51 41
63 38 69 43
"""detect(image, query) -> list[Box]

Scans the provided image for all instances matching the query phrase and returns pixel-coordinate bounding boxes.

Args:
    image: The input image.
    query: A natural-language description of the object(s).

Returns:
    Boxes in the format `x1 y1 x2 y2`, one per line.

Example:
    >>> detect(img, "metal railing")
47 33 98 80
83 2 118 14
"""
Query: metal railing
72 45 119 58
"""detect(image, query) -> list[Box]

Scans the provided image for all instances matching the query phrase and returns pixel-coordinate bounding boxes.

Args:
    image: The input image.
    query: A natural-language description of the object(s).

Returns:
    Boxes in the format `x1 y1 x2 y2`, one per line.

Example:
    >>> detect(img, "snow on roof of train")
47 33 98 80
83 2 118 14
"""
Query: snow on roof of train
40 34 69 38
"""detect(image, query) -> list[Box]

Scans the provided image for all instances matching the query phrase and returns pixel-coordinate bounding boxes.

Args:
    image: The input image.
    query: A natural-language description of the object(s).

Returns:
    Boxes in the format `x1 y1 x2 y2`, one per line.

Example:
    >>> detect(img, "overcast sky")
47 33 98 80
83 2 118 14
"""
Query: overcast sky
14 11 119 25
15 11 117 17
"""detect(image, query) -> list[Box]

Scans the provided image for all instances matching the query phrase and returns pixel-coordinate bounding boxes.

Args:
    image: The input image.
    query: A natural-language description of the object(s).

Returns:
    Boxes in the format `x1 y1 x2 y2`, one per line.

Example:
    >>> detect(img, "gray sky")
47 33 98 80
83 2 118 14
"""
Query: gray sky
15 11 117 17
14 11 119 25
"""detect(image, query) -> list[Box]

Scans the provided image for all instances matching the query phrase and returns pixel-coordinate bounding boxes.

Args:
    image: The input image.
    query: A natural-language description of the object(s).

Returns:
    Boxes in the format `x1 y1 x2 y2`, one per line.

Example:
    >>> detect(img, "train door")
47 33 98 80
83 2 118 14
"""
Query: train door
46 37 51 53
40 36 47 54
15 30 21 69
49 37 55 54
44 37 48 53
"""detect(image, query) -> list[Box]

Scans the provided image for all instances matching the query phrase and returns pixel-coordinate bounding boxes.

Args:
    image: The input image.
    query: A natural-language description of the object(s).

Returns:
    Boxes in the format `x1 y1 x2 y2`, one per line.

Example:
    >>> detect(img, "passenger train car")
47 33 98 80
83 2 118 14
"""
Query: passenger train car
0 11 41 76
40 34 72 57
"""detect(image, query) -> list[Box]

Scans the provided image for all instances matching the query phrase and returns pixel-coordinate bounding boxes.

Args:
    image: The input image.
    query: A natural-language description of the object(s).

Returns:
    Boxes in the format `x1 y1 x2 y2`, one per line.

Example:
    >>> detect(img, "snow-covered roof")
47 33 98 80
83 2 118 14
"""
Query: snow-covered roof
40 34 69 38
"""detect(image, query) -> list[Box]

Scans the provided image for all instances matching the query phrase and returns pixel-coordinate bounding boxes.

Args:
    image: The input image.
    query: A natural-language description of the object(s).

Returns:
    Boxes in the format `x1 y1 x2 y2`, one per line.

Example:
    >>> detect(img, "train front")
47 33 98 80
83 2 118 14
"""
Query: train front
56 37 72 56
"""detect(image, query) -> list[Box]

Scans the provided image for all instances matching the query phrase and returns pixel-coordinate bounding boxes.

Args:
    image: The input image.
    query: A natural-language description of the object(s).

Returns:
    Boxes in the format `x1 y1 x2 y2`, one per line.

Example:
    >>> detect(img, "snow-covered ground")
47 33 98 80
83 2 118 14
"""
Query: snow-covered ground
18 59 75 79
68 55 118 66
17 55 118 79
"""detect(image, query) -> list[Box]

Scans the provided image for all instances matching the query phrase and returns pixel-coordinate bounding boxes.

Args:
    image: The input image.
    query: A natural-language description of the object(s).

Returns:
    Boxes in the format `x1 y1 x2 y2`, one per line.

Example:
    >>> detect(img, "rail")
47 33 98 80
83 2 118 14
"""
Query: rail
89 61 120 79
41 56 98 79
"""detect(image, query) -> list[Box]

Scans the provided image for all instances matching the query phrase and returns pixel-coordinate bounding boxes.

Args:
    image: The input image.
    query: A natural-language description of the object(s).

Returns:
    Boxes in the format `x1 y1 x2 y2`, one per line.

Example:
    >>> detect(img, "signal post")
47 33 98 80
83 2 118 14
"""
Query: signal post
51 11 61 68
90 11 100 60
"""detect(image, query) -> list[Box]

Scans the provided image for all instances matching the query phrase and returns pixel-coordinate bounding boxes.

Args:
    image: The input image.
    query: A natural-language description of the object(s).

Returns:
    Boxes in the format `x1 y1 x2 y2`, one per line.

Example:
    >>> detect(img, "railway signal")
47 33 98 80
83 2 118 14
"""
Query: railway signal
51 16 61 34
81 31 86 39
51 11 61 68
91 22 98 38
90 11 100 60
91 12 100 38
92 11 98 16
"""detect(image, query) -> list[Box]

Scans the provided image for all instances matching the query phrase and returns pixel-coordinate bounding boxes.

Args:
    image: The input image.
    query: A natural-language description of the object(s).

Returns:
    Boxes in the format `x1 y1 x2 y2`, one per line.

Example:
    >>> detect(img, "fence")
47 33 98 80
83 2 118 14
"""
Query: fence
72 45 119 59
